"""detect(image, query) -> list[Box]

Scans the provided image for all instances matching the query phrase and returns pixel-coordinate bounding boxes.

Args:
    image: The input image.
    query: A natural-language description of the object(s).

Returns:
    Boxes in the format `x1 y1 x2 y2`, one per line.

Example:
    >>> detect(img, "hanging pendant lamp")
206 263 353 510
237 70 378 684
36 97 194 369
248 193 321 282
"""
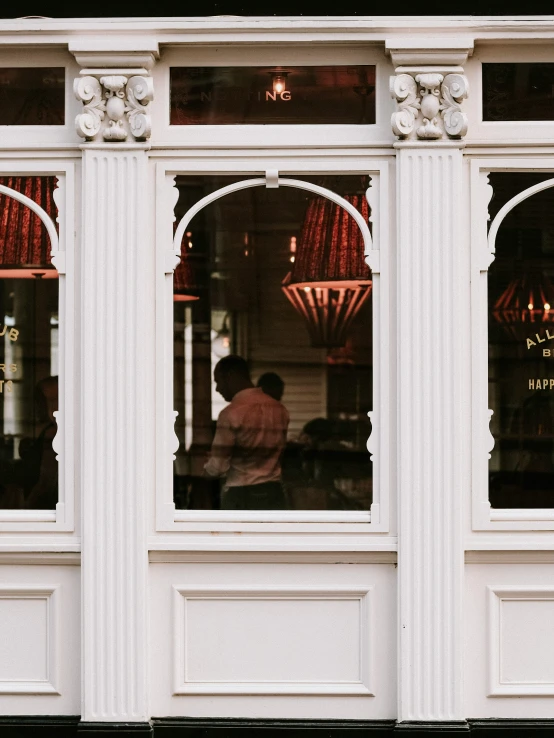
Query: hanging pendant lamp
173 228 201 302
281 193 372 348
0 176 58 279
492 269 554 341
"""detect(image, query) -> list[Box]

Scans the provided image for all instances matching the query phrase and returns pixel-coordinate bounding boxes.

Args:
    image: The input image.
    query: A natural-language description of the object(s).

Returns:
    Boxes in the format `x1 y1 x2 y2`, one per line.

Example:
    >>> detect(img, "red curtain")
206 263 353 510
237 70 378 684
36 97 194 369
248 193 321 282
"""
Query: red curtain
0 176 57 266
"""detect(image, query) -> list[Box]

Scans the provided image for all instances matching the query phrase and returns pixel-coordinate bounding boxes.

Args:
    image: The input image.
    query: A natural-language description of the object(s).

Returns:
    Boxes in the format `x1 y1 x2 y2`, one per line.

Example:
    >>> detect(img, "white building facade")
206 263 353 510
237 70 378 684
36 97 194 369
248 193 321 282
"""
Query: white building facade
0 15 553 737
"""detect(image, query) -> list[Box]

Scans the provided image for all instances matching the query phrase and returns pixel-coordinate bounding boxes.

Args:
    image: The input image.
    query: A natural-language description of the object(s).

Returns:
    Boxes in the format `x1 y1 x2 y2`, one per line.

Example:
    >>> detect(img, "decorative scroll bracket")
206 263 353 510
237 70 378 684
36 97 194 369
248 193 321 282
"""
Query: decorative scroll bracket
74 72 154 143
479 173 495 272
390 71 469 141
386 38 473 142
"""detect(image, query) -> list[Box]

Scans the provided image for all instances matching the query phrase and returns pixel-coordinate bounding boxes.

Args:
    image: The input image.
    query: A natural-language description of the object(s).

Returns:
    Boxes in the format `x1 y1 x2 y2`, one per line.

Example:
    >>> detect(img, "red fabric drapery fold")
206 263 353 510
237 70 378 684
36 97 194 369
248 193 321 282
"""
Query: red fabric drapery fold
0 176 57 267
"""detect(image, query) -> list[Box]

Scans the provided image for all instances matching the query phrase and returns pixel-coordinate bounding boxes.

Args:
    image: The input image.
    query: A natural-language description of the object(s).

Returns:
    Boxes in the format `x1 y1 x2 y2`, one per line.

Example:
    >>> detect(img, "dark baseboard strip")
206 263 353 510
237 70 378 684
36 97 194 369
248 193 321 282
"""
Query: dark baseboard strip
78 722 153 737
2 717 554 736
470 720 554 734
152 719 395 736
0 716 80 738
395 723 469 735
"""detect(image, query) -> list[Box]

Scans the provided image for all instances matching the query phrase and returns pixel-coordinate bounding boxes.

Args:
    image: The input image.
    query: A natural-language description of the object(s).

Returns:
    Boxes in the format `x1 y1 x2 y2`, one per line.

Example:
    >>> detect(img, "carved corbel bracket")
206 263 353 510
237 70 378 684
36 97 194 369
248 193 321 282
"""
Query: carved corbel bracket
74 73 154 143
390 71 469 141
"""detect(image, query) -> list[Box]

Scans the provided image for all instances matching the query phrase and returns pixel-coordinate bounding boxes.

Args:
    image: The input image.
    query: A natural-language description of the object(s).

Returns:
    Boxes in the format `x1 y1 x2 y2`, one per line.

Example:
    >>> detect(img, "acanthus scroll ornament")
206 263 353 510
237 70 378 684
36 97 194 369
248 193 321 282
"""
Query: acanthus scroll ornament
415 73 443 140
99 75 128 141
390 71 469 141
390 74 420 138
74 76 105 139
74 74 154 142
440 73 469 139
126 76 154 140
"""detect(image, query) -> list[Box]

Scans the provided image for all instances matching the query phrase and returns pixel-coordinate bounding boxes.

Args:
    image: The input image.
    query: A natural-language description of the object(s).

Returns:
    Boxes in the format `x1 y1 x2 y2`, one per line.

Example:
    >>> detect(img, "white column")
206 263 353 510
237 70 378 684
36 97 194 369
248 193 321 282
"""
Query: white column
80 145 152 723
71 46 157 726
387 40 472 727
396 142 465 723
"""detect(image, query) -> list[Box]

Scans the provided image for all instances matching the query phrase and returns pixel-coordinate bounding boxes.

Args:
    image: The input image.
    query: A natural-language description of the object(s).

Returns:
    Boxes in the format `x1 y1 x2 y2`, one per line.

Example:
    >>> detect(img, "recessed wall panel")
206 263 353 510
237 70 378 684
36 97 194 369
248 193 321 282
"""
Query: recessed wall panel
173 586 371 695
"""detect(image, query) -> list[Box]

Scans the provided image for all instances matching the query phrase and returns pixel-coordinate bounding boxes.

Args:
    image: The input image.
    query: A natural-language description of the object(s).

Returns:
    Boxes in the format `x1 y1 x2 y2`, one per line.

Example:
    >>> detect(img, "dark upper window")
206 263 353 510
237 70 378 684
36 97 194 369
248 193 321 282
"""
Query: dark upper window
0 68 64 126
170 66 375 125
483 63 554 121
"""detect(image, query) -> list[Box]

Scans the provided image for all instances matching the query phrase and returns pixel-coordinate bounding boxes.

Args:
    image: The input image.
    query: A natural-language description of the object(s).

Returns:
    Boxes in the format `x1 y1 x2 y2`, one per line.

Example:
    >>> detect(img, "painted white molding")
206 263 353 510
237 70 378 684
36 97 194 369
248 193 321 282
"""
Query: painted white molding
387 38 471 142
149 550 397 563
385 37 474 69
173 177 373 264
0 552 80 565
0 165 76 536
172 585 373 696
68 38 159 71
487 585 554 696
466 550 554 563
488 178 554 253
157 161 391 538
74 74 154 143
396 145 465 720
0 585 59 694
469 159 554 531
80 147 152 721
390 72 469 141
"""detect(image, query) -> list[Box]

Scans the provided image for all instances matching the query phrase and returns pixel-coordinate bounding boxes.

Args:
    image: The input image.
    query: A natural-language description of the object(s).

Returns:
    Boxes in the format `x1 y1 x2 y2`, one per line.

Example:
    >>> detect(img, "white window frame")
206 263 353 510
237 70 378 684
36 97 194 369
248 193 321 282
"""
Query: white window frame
153 155 392 547
0 49 79 147
0 159 77 543
151 44 393 150
471 157 554 531
467 44 554 145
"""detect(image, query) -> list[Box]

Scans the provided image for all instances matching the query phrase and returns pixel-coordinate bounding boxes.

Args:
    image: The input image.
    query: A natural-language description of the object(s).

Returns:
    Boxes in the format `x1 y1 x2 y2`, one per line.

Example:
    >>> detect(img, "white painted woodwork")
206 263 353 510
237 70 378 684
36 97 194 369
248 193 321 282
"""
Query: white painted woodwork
0 587 57 692
469 158 554 533
0 160 77 538
396 143 465 722
5 15 554 727
156 159 391 535
0 561 79 714
172 586 371 695
150 561 395 718
465 561 554 717
80 145 152 721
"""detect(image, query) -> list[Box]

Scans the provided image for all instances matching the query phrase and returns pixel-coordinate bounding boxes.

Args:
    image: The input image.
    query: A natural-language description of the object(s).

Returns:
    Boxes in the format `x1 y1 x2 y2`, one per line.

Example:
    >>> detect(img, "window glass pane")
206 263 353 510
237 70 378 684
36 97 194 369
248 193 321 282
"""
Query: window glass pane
0 177 58 510
483 63 554 121
170 66 375 125
0 68 64 125
489 172 554 508
173 175 373 511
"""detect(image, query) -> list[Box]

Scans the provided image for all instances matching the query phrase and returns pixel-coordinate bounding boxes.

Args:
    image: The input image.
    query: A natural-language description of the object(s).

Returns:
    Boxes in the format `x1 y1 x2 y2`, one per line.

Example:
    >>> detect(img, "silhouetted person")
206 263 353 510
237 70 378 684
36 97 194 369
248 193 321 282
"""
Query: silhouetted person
204 355 289 509
24 376 58 510
256 371 285 402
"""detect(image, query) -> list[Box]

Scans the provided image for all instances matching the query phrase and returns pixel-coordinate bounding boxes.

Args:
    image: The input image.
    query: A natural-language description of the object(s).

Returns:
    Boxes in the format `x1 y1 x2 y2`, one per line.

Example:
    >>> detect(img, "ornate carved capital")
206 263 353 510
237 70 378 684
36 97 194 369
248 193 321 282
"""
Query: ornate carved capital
390 71 469 141
74 73 154 143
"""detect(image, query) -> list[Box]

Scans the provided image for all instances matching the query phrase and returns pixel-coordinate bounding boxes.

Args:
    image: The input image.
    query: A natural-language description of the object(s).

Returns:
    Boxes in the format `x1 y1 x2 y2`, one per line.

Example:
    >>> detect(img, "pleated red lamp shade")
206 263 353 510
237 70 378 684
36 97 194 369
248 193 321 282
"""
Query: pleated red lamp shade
0 176 58 278
173 229 200 302
493 270 554 341
282 194 372 347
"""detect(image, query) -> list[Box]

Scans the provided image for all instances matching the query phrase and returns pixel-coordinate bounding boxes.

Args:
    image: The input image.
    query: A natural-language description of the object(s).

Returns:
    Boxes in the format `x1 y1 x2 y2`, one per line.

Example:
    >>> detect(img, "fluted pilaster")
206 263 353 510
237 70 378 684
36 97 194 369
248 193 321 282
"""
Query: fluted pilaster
396 144 465 722
81 146 152 721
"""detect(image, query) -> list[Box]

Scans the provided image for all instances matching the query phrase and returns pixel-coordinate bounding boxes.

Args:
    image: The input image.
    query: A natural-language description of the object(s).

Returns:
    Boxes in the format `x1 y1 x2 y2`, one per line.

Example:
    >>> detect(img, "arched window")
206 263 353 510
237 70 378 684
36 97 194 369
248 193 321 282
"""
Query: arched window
171 174 374 514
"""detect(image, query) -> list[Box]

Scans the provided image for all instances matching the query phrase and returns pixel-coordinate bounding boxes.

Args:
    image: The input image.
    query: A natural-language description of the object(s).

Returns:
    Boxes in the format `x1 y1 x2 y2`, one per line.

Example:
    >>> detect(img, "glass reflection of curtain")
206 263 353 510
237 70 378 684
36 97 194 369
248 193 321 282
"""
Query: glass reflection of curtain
0 177 56 266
